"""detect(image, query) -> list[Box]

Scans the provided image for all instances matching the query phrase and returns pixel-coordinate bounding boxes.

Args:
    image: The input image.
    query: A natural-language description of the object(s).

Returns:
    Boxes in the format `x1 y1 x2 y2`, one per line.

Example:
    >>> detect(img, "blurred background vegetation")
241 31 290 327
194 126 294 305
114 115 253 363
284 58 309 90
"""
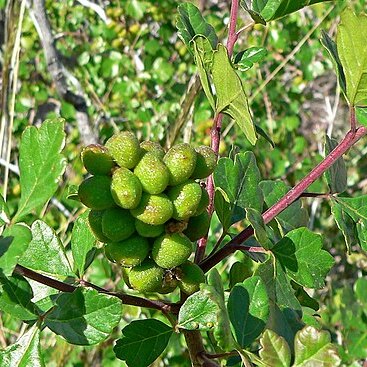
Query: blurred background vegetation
1 0 367 365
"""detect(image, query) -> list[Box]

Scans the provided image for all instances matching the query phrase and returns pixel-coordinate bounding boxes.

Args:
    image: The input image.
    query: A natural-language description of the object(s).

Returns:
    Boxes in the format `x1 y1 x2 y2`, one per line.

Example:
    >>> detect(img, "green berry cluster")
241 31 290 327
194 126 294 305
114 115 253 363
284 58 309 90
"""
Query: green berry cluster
78 131 216 294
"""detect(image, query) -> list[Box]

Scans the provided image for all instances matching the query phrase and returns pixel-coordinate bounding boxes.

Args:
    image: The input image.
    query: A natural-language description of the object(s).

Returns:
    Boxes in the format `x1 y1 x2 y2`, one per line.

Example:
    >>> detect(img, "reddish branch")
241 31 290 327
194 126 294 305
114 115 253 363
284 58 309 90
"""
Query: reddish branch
14 265 179 314
200 125 367 272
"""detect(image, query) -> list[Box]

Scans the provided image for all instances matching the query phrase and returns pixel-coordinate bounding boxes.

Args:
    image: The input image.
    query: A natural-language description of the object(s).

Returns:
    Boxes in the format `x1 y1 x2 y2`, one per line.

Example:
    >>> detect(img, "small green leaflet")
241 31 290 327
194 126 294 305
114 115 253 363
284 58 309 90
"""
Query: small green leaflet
45 288 121 345
324 136 347 194
114 319 172 367
0 324 44 367
246 208 273 249
177 288 218 330
0 224 32 277
259 329 291 367
272 227 334 289
337 8 367 107
18 220 73 279
228 276 269 348
356 106 367 127
0 274 37 321
13 119 67 222
234 47 268 72
176 2 218 51
212 44 257 145
71 211 96 277
320 30 347 96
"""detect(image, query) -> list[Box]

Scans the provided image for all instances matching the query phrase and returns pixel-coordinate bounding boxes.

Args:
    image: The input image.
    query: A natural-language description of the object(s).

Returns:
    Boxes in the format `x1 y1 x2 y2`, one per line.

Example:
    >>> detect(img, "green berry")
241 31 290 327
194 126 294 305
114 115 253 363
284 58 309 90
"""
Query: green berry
88 210 109 242
190 146 217 179
135 219 164 238
167 180 202 220
81 144 115 175
78 176 115 210
184 211 210 241
163 143 197 185
152 233 193 269
102 207 135 242
130 193 173 225
157 273 178 294
140 141 165 159
105 131 142 169
134 152 169 194
104 234 150 267
195 187 209 215
128 259 164 292
177 261 205 295
111 167 142 209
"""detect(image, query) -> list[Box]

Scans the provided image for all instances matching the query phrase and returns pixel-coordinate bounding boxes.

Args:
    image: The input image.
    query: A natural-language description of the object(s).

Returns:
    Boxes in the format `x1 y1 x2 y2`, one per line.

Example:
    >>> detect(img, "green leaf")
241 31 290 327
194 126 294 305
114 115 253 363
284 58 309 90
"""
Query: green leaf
229 260 253 289
71 212 96 277
256 0 331 22
234 47 268 72
320 30 347 96
176 3 218 51
255 258 303 348
0 194 10 226
212 44 257 144
0 274 37 320
207 270 236 351
240 1 267 25
0 324 44 367
13 119 67 222
246 208 273 249
0 224 32 277
356 106 367 127
213 152 263 229
337 8 367 106
44 288 121 345
214 189 233 231
354 277 367 307
324 136 347 194
191 36 215 110
293 326 341 366
272 227 334 289
177 288 218 330
114 319 172 367
335 195 367 251
19 220 72 279
259 329 291 367
330 200 355 254
228 276 269 347
260 180 309 235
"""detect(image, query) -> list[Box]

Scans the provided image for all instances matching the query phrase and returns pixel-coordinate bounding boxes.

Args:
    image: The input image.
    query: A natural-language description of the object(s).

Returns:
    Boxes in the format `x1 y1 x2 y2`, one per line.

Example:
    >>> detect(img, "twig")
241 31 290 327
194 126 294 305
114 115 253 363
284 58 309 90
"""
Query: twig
195 0 241 264
76 0 109 24
200 125 367 272
14 265 179 314
25 0 98 145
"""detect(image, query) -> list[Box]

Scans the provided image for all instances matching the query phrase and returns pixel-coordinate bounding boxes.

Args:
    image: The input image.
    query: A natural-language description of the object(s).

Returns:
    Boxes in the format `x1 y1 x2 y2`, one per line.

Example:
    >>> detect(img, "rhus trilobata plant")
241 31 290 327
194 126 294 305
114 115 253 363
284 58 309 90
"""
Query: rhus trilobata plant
1 1 367 366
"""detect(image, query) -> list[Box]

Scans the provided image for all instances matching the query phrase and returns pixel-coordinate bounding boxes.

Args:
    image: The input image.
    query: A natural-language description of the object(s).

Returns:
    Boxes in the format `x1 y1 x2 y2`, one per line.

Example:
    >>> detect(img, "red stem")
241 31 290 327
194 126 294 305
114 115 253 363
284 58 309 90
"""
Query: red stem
200 126 367 272
195 0 240 263
14 265 179 314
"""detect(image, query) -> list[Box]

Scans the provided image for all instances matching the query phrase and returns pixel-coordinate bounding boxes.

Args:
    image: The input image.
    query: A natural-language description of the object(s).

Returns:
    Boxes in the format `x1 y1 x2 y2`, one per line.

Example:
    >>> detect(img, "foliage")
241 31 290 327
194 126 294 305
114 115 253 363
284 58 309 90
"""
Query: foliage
1 0 367 366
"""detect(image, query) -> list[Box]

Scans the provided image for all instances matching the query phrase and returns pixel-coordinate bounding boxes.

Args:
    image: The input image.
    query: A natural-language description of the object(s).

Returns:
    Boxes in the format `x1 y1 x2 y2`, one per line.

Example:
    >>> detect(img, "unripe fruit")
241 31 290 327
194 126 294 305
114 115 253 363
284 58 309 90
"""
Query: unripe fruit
190 146 217 179
184 211 210 241
128 259 164 292
135 219 164 238
81 144 115 175
104 235 150 267
195 187 209 215
177 261 205 295
152 233 193 269
78 176 115 210
163 143 197 185
111 167 142 209
131 193 173 225
167 180 202 220
134 152 169 194
88 210 109 242
157 273 178 294
140 141 165 159
105 131 142 169
102 208 135 242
